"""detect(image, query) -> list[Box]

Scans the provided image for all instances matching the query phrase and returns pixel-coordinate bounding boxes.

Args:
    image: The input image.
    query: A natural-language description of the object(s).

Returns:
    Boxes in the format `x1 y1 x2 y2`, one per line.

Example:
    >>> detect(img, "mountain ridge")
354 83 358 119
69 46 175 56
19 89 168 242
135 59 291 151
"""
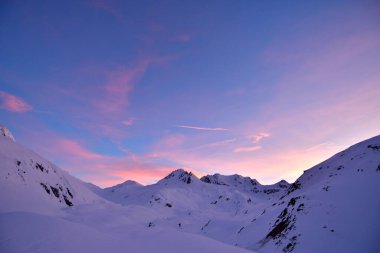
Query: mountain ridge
0 127 379 253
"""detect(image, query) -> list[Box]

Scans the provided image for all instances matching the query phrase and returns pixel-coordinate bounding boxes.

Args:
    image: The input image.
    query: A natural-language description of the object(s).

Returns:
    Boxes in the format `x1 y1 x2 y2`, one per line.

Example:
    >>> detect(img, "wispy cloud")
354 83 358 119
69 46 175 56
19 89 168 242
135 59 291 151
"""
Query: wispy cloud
233 145 261 153
305 142 338 152
176 125 229 131
122 118 135 126
191 138 236 150
0 91 32 113
250 132 271 143
97 65 144 113
56 138 104 160
97 55 178 114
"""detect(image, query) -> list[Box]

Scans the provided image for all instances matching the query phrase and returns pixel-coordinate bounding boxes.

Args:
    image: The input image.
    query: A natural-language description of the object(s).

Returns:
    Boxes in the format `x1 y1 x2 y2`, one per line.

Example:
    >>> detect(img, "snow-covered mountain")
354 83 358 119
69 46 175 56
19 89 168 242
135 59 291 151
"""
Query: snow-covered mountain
0 126 104 215
201 173 289 195
0 125 379 253
0 126 254 253
94 136 380 253
249 135 380 253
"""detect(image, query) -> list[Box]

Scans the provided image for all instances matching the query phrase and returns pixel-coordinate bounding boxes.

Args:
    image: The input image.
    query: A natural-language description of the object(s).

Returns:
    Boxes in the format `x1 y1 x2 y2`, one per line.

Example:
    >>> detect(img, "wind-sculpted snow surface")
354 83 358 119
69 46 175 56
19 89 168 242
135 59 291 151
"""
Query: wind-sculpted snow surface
0 128 379 253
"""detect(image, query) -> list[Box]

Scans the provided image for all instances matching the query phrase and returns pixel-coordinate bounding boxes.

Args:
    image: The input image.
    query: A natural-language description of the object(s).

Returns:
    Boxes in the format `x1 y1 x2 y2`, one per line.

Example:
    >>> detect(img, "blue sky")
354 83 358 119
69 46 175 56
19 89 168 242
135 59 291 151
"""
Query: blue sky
1 0 380 187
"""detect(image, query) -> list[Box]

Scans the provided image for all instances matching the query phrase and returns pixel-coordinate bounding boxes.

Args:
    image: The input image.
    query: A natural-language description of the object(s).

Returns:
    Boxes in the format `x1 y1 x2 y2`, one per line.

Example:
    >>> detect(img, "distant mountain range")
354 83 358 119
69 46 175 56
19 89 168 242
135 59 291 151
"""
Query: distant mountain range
1 126 379 253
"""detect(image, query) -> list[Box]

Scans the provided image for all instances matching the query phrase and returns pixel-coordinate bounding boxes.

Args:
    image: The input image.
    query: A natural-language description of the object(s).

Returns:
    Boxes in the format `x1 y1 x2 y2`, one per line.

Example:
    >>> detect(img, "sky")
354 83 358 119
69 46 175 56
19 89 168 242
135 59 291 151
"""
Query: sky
1 0 380 187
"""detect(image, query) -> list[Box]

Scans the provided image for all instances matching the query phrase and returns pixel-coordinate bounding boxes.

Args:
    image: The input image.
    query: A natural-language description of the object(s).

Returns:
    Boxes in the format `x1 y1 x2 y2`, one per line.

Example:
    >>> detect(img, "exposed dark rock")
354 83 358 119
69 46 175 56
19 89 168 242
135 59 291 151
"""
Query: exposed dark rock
200 175 228 185
278 208 288 219
165 203 172 208
201 220 211 231
201 177 211 183
40 183 50 194
296 204 304 212
50 186 60 198
36 163 45 172
63 195 73 206
288 197 300 207
164 169 194 184
250 179 257 185
266 218 290 239
368 144 380 150
281 181 301 199
264 189 280 194
66 188 73 198
283 236 298 253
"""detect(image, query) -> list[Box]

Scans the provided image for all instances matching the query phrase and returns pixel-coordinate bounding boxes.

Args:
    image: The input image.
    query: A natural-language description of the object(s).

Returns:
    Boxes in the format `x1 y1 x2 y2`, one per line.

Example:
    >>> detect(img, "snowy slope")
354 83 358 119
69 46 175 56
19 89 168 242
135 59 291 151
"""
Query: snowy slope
236 136 380 253
99 179 143 202
96 136 380 253
1 125 379 253
0 127 105 215
0 127 255 253
97 169 292 247
0 211 255 253
201 173 289 196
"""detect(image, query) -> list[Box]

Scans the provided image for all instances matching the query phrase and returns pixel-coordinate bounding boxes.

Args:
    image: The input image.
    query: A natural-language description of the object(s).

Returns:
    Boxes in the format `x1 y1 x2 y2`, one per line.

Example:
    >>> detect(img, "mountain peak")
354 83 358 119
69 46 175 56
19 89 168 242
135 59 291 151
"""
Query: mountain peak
200 173 260 187
122 180 141 186
159 168 199 185
0 126 15 142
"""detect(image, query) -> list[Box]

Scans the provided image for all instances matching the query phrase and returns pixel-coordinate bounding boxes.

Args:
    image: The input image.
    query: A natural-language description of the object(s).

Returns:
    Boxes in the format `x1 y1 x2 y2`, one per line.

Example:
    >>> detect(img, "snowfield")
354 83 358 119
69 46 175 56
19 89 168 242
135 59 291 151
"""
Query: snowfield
0 126 379 253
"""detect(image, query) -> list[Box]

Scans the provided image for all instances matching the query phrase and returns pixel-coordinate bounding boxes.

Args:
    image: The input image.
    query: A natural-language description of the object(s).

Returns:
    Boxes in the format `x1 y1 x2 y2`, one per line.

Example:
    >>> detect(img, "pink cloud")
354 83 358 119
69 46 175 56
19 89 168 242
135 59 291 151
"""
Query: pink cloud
0 91 32 112
122 118 135 126
96 55 178 114
97 66 143 113
250 132 271 143
72 152 205 187
56 139 104 160
86 164 206 188
233 146 262 153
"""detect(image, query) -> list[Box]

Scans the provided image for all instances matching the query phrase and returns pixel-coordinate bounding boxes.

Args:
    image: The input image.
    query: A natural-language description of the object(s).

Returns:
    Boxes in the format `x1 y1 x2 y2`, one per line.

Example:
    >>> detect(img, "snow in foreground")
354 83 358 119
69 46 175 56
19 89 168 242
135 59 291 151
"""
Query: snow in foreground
0 211 253 253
